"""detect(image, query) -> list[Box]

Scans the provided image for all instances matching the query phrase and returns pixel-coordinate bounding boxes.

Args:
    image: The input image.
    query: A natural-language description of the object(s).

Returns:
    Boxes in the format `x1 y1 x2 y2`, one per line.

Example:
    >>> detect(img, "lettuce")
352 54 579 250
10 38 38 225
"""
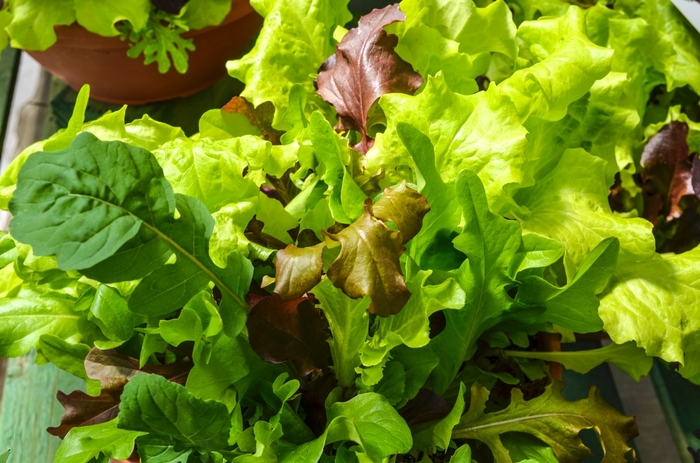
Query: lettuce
2 0 700 461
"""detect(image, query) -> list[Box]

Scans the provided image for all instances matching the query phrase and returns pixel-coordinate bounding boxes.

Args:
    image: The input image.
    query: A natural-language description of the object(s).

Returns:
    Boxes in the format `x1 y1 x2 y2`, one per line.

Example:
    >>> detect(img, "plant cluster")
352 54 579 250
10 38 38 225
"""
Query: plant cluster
0 0 699 462
0 0 234 73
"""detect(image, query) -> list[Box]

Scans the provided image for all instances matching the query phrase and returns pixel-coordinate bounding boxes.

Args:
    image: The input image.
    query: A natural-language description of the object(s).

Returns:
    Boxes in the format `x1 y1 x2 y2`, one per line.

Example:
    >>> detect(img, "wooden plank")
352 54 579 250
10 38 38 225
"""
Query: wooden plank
0 351 85 462
0 47 20 149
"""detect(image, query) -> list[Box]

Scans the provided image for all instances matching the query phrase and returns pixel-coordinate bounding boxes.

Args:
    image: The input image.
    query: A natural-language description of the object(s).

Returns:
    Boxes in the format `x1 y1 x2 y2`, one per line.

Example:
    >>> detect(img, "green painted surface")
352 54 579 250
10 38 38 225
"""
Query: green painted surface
0 351 85 463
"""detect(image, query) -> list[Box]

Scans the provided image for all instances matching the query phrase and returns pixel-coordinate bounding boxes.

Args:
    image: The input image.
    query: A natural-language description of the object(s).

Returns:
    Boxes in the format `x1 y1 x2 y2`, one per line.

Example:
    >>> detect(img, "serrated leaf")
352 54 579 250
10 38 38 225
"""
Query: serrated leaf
311 278 369 388
316 4 422 153
452 381 638 463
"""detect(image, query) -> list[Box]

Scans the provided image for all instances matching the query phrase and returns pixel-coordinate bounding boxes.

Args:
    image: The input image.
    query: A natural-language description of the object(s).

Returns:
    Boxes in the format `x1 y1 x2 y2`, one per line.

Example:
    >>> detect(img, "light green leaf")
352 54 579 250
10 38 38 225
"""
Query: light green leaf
55 419 144 463
118 373 231 451
599 246 700 380
227 0 352 128
502 433 558 463
0 287 81 357
0 450 9 463
312 278 369 388
499 7 613 124
307 112 367 224
367 74 528 210
153 137 261 213
280 392 412 463
505 341 652 382
180 0 232 30
449 445 472 463
514 149 655 278
7 0 76 50
397 0 518 60
74 0 150 36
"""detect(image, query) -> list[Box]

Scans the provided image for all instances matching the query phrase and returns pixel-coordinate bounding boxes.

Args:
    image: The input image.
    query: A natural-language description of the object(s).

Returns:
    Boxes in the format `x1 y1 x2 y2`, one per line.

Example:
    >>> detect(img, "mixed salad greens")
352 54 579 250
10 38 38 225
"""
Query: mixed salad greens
0 0 699 461
0 0 235 73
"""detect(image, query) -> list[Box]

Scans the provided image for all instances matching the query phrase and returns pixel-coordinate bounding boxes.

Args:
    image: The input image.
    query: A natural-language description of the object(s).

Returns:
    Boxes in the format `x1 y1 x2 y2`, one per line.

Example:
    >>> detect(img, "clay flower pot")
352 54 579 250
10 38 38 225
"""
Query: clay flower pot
27 1 262 105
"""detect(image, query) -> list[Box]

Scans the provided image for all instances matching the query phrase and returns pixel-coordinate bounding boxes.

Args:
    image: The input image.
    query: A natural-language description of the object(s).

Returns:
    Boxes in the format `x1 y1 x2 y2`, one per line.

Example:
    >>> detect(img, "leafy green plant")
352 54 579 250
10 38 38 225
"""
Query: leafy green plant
1 0 700 461
0 0 235 73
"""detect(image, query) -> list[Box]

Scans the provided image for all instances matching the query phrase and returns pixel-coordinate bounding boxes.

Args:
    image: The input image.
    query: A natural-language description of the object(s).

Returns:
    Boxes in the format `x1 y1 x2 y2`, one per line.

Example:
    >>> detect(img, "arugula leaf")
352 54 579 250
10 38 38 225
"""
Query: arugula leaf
55 419 144 463
412 383 466 452
428 170 522 393
118 373 231 451
121 9 195 74
37 335 101 395
10 133 252 333
452 381 638 463
505 341 653 381
89 285 134 344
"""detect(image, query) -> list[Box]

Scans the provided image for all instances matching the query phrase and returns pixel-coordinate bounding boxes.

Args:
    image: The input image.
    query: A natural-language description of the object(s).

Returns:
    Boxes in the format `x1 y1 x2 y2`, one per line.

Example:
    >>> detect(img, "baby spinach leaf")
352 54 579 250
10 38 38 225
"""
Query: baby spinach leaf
118 373 231 451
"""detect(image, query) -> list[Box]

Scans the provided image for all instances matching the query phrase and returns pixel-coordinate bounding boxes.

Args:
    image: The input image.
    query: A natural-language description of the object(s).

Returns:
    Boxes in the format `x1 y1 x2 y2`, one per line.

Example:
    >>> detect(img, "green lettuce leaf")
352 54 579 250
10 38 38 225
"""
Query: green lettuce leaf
180 0 233 30
7 0 76 50
366 74 528 209
74 0 150 36
599 245 700 380
227 0 352 128
514 149 655 277
280 391 412 463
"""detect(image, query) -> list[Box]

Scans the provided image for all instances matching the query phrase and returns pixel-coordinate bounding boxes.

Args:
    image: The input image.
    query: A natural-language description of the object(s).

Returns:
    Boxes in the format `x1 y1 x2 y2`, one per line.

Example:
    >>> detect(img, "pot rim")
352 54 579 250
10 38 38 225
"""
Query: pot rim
46 0 255 49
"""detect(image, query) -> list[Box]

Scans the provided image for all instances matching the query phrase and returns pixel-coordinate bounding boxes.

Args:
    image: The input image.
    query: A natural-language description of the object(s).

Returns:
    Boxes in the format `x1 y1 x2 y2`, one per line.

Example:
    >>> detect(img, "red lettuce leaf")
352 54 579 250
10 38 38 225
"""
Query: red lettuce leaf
246 294 330 376
316 4 423 154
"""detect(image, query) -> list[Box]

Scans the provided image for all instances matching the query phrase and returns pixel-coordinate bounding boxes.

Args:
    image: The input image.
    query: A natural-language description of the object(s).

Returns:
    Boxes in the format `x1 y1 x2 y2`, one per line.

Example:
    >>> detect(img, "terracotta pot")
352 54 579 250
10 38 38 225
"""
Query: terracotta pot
27 1 262 105
537 332 563 380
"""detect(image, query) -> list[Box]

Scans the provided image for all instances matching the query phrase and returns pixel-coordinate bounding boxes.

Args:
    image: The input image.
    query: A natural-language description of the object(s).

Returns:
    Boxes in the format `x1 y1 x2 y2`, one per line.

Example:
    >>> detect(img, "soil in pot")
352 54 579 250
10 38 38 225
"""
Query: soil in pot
27 1 263 105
